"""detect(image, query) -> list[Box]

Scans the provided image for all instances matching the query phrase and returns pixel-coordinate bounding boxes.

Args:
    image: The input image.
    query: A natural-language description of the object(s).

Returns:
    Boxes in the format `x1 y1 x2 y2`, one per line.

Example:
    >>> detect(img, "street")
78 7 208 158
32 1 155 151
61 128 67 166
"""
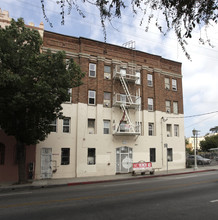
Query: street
1 171 218 220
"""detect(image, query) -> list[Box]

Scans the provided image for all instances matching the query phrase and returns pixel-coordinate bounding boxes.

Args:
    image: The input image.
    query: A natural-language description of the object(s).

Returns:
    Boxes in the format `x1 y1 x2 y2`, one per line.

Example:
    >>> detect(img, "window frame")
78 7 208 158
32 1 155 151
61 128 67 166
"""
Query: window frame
174 124 179 137
88 148 96 165
150 148 156 162
89 63 96 77
136 71 141 85
50 119 57 132
167 148 173 162
148 98 154 111
103 120 110 134
63 117 70 133
148 123 154 136
166 100 171 113
88 90 96 105
165 77 170 90
173 101 178 114
166 124 172 137
172 79 177 91
147 74 153 87
61 148 70 165
104 65 111 79
88 118 95 134
103 92 111 107
0 143 5 165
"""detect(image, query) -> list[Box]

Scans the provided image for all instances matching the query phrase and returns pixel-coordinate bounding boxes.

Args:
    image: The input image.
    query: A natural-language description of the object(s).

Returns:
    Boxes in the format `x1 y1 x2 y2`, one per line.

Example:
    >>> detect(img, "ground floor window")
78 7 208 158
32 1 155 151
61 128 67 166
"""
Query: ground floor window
167 148 173 161
150 148 156 162
88 148 96 165
0 143 5 165
61 148 70 165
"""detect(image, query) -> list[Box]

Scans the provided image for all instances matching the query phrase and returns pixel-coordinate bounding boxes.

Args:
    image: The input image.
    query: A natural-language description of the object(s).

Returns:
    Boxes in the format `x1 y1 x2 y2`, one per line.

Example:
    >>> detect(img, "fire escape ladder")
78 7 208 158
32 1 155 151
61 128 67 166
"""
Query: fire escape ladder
119 75 133 104
120 104 135 132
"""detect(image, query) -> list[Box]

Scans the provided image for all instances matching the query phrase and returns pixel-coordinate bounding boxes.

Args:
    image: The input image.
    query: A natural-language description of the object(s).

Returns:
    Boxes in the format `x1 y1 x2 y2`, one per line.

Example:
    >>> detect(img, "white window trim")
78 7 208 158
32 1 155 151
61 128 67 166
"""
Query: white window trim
148 98 154 111
172 79 177 91
88 90 96 105
89 63 96 77
147 74 153 87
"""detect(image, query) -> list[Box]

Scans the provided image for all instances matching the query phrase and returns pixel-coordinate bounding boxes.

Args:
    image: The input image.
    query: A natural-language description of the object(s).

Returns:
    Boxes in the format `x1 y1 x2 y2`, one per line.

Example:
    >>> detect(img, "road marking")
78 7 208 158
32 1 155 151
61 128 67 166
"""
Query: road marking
1 179 218 209
102 181 143 187
210 200 218 203
0 192 32 197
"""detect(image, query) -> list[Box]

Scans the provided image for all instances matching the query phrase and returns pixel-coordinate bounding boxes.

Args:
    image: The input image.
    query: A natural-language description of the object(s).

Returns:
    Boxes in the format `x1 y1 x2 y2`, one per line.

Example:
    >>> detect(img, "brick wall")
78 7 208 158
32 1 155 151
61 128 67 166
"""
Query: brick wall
43 31 183 114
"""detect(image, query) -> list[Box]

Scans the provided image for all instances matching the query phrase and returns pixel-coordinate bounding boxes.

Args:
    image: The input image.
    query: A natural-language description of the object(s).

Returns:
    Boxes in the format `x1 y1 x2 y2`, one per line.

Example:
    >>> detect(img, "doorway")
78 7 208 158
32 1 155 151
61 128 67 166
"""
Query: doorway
116 146 133 173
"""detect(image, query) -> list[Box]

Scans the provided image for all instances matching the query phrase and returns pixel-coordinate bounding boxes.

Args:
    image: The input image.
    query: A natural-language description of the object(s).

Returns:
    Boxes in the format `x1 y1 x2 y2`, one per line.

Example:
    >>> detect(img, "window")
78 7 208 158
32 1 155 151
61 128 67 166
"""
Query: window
148 123 154 136
148 98 154 111
0 143 5 165
120 121 128 132
120 94 126 104
50 119 57 132
63 118 70 133
103 120 110 134
88 119 95 134
66 88 72 103
136 71 141 84
172 79 177 91
120 68 126 77
89 63 96 77
61 148 70 165
174 124 179 137
165 78 170 90
104 65 111 79
150 148 156 162
167 148 173 161
103 92 111 107
173 101 178 114
88 148 96 165
166 100 171 113
147 74 153 86
166 124 172 137
88 90 96 105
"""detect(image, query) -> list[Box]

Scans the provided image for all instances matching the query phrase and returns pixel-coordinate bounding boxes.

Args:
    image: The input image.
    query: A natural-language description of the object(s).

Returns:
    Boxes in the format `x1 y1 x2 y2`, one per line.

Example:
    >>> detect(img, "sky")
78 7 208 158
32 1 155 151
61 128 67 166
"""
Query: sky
1 0 218 138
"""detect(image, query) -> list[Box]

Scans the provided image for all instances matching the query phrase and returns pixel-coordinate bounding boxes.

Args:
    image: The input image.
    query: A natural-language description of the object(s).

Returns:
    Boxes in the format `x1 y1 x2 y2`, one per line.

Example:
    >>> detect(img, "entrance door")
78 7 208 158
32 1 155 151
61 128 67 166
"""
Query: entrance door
41 148 52 179
116 146 133 173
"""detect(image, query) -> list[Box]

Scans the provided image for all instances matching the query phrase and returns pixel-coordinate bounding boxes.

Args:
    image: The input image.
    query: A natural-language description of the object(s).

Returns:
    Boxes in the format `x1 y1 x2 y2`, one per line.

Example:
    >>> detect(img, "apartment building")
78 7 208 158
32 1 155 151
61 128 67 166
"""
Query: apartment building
35 30 185 179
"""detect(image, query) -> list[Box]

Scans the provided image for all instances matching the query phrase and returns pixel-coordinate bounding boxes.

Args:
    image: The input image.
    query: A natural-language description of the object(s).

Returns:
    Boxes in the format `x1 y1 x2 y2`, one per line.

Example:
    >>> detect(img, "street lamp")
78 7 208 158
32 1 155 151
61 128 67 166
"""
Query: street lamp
192 129 198 170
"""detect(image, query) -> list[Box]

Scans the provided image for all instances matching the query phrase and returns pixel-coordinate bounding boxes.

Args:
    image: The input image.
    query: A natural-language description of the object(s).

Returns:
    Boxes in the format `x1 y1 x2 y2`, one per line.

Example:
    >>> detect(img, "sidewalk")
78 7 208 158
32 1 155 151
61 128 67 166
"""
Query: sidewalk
1 165 218 193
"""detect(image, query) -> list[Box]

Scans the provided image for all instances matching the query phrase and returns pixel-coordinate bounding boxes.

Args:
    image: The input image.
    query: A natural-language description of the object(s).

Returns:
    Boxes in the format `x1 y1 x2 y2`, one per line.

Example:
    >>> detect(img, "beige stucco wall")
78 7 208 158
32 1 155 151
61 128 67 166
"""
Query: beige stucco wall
35 102 185 179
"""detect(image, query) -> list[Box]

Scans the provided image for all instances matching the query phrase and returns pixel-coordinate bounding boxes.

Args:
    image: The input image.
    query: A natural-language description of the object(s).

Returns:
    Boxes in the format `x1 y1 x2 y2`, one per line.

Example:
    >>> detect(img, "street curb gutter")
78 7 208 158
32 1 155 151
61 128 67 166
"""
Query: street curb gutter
67 169 218 186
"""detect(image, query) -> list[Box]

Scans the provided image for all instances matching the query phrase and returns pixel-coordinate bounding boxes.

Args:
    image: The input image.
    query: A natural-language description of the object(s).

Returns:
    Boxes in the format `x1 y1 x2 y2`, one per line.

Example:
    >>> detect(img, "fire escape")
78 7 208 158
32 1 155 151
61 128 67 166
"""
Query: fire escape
112 64 141 135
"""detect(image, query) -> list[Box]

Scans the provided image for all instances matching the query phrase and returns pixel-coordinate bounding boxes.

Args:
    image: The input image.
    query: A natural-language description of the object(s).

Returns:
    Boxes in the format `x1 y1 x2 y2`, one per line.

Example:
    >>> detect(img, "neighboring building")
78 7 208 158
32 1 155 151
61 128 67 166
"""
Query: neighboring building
0 9 185 180
0 9 42 182
187 133 218 151
0 130 36 182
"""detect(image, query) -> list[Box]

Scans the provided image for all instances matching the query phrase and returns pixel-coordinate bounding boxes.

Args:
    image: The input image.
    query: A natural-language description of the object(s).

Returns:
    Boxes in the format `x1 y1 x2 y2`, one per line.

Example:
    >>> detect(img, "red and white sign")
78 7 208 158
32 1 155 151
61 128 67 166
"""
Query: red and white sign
133 162 152 170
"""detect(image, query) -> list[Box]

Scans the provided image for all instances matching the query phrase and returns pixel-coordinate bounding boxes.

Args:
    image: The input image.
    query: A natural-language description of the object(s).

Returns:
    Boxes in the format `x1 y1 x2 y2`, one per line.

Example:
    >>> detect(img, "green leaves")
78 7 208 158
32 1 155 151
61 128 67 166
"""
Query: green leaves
0 18 84 145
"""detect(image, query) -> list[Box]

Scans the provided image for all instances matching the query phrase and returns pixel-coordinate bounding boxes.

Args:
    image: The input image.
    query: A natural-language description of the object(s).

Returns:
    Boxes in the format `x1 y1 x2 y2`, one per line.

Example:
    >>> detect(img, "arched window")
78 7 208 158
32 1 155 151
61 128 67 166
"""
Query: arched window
0 143 5 165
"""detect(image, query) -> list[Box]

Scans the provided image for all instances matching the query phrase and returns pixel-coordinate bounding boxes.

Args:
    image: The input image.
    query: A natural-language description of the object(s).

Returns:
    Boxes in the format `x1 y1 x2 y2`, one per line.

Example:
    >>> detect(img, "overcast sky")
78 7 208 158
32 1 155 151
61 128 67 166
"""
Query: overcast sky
1 0 218 138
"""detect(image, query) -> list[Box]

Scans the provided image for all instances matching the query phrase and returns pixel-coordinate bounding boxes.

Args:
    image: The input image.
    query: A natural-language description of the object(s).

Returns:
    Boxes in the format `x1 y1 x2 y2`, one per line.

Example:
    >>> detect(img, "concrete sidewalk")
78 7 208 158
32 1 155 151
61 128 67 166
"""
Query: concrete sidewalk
1 165 218 193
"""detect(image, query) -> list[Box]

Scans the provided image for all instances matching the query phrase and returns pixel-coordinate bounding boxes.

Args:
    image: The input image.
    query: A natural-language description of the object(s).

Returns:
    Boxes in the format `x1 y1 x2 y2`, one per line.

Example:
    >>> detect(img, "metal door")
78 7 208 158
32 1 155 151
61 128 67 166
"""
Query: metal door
116 146 133 173
41 148 52 179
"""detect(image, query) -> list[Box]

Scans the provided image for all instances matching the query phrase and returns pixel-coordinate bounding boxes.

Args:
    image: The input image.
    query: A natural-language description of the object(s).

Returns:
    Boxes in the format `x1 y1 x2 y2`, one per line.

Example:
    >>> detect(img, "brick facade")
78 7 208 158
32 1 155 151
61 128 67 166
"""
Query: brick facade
43 31 183 115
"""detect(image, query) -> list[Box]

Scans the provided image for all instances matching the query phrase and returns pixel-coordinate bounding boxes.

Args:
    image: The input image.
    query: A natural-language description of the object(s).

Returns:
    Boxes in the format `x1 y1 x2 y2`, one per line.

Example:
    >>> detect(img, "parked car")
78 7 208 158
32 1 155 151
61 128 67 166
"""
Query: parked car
187 155 211 165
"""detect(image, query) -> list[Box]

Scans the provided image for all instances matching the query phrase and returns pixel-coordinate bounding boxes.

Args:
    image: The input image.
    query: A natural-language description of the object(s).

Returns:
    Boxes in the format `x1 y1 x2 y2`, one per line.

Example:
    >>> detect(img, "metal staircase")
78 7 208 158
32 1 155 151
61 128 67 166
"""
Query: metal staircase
113 65 141 135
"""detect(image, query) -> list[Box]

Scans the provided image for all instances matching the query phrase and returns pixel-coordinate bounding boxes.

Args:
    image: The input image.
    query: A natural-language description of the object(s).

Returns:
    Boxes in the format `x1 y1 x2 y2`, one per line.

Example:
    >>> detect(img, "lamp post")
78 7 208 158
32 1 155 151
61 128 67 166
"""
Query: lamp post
192 129 198 170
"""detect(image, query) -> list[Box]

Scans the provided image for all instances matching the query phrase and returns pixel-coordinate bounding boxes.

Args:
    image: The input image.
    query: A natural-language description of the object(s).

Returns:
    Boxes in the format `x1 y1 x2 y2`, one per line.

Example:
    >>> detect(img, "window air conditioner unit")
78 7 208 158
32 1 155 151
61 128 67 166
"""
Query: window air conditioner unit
104 101 110 107
167 110 170 113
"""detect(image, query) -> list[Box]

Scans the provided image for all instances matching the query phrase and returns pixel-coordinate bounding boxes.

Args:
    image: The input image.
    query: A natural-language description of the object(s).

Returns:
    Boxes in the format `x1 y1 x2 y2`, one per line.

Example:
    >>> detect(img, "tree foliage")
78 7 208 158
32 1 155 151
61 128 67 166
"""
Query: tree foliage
200 134 218 152
209 126 218 133
0 18 85 182
41 0 218 60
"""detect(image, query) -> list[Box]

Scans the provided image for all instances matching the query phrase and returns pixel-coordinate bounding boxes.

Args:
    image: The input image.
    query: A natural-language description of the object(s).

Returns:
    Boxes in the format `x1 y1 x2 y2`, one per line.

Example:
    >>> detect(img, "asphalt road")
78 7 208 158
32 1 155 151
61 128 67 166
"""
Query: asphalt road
1 171 218 220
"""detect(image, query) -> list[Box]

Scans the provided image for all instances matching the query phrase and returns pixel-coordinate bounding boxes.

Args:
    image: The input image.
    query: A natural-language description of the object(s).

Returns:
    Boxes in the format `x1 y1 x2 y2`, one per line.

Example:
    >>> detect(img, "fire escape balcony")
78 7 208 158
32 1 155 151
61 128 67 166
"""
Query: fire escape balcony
113 123 141 136
113 93 140 108
113 67 139 83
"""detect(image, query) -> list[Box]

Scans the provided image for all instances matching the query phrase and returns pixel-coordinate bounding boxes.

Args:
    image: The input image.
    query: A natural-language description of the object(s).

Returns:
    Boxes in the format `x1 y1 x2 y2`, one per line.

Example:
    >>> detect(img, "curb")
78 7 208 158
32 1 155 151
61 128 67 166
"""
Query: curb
67 169 218 186
1 169 217 193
